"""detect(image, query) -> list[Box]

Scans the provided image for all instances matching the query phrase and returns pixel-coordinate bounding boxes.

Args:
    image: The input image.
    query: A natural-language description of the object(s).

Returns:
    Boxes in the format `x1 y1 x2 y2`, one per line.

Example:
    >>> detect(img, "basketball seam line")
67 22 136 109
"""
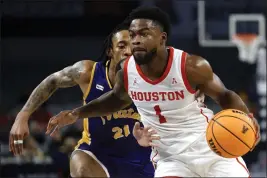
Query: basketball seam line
214 115 256 134
214 120 251 149
211 120 238 157
213 117 252 149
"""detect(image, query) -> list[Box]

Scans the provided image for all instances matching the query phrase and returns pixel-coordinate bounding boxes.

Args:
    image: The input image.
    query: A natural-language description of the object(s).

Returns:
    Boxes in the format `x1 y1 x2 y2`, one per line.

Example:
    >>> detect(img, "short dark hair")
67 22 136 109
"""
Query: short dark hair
128 6 171 36
98 22 129 66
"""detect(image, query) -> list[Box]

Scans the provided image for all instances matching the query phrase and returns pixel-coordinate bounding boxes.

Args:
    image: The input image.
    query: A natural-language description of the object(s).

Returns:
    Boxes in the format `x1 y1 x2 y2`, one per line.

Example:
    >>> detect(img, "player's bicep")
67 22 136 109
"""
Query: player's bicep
186 55 229 103
198 73 228 103
113 69 132 103
53 61 85 88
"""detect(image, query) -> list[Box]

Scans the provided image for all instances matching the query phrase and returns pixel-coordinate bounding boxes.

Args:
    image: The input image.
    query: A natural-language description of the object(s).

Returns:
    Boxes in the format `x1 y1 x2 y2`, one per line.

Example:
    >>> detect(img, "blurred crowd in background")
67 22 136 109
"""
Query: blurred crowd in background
0 0 266 177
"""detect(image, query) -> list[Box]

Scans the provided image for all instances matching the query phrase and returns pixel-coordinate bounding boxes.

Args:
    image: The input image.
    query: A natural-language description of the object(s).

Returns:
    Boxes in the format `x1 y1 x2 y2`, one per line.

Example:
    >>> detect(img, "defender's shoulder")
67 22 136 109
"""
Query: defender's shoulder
83 60 97 71
78 60 97 83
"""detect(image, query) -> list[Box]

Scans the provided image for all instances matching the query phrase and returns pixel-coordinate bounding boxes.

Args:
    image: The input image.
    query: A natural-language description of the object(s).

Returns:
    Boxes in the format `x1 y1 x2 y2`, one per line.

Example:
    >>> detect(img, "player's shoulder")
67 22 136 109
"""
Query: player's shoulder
82 59 97 70
169 46 183 53
74 59 97 83
185 54 211 70
169 46 201 64
185 54 213 82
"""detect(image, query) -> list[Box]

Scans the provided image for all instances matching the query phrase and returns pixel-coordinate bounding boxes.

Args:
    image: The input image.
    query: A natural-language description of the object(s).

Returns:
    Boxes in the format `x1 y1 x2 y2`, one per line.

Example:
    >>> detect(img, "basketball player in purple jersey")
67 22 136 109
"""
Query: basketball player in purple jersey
9 23 155 177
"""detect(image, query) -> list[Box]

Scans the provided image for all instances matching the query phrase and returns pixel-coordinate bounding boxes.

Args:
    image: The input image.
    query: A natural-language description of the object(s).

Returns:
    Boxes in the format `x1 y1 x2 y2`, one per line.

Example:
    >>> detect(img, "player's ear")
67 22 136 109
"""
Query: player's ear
160 32 167 45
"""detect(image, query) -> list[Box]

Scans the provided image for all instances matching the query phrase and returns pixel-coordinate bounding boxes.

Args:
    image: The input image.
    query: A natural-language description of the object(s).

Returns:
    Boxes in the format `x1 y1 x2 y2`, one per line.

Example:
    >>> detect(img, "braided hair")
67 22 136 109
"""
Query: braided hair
98 22 129 66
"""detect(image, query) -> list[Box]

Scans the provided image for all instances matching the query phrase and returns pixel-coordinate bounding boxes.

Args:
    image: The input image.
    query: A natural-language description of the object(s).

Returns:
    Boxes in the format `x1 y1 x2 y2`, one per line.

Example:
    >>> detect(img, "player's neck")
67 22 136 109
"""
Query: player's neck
140 48 169 80
107 59 117 87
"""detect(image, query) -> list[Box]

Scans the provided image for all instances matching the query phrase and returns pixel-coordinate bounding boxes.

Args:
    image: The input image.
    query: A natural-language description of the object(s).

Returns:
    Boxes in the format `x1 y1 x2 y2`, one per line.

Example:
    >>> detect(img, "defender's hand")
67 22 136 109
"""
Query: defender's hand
46 110 78 137
9 112 30 156
195 89 206 108
133 122 160 147
248 113 261 151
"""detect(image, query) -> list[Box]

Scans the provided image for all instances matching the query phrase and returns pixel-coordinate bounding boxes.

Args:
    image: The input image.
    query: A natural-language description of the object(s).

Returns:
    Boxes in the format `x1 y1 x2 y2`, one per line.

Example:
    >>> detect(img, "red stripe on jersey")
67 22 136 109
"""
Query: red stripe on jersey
181 52 196 94
123 57 130 92
135 47 174 85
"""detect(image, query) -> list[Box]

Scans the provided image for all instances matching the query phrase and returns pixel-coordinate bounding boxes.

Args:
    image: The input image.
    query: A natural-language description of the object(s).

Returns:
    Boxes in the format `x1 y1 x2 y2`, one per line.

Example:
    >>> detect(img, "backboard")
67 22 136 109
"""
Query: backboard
198 0 266 48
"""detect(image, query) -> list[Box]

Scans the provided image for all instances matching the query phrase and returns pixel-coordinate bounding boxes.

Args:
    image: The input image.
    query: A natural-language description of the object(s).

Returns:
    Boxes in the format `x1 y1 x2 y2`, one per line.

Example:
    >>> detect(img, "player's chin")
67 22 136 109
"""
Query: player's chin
133 54 146 65
133 50 146 55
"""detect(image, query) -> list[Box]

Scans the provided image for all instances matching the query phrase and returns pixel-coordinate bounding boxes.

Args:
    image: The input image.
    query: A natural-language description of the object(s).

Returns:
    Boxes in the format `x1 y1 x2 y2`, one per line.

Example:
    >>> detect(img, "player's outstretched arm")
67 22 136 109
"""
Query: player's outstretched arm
20 60 92 118
9 60 93 155
185 54 260 148
45 69 132 136
72 69 132 118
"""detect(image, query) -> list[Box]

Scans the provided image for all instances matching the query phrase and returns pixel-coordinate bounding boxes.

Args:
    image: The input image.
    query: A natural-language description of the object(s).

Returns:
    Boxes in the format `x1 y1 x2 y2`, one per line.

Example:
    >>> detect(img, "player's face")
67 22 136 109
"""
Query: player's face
129 19 166 65
111 30 131 63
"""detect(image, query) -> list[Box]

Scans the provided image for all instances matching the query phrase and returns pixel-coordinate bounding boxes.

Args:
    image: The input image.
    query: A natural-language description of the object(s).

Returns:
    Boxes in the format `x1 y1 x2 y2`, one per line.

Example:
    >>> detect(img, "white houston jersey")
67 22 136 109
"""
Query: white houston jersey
124 47 214 157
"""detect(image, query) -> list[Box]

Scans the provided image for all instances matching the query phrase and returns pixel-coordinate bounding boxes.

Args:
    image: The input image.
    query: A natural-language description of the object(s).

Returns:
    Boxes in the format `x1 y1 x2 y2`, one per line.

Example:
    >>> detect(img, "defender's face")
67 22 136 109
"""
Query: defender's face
129 19 164 65
111 30 131 63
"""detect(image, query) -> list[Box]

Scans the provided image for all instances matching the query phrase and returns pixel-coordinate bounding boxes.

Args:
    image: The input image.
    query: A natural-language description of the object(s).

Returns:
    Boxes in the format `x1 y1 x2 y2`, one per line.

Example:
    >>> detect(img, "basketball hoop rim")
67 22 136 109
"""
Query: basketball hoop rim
232 33 260 44
232 33 264 62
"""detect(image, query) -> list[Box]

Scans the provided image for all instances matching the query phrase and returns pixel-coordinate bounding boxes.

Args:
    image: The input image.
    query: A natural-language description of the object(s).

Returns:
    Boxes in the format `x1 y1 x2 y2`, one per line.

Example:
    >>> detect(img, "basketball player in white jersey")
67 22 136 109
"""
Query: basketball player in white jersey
45 7 260 177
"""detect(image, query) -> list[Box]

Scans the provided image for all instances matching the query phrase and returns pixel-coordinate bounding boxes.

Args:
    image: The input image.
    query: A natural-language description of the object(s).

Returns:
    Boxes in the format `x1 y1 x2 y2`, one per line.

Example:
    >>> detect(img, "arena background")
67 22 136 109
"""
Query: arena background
0 0 266 177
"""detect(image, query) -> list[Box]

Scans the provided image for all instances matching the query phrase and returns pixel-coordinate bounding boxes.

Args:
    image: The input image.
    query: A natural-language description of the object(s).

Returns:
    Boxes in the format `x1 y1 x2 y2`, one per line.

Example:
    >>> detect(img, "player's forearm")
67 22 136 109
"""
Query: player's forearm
20 76 58 117
72 91 130 118
218 90 250 114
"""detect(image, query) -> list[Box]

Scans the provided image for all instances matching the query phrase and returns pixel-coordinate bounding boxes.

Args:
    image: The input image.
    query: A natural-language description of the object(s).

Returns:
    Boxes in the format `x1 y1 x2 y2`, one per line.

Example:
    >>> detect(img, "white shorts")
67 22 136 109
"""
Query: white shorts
152 135 250 177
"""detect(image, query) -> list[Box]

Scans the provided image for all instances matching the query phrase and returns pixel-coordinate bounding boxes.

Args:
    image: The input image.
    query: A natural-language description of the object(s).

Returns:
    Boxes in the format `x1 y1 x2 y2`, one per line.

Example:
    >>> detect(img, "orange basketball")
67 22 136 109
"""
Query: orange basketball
206 109 256 158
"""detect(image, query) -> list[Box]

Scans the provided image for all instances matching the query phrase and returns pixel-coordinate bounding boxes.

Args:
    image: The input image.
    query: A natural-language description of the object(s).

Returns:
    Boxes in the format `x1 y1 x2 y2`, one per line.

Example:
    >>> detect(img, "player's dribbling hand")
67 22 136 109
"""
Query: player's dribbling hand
248 113 261 151
9 112 30 156
133 122 160 147
46 110 78 137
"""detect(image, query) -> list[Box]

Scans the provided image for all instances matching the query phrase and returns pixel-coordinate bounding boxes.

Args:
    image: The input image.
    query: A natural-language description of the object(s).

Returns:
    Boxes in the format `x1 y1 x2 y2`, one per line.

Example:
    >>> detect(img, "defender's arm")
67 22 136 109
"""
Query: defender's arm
19 60 93 119
72 69 132 118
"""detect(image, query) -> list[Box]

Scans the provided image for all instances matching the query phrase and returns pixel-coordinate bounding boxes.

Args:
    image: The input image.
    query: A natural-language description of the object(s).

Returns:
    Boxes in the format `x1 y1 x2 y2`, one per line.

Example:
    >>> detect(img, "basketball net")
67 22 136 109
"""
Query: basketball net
232 34 264 64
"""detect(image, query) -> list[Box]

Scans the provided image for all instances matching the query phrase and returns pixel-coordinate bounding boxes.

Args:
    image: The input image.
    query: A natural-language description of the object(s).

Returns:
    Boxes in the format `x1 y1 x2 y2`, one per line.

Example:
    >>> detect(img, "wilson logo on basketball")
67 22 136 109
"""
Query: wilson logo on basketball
208 138 222 156
242 125 249 134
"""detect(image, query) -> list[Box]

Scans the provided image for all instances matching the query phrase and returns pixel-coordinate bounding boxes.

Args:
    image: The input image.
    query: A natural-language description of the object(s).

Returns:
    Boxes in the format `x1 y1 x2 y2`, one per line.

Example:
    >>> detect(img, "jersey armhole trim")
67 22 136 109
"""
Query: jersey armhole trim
105 60 113 89
83 62 97 100
123 57 130 92
181 52 196 94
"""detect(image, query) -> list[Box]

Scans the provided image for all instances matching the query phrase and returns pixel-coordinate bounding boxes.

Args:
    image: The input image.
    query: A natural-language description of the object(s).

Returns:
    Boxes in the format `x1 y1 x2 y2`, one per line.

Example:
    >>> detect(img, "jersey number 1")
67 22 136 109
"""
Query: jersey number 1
154 105 167 123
